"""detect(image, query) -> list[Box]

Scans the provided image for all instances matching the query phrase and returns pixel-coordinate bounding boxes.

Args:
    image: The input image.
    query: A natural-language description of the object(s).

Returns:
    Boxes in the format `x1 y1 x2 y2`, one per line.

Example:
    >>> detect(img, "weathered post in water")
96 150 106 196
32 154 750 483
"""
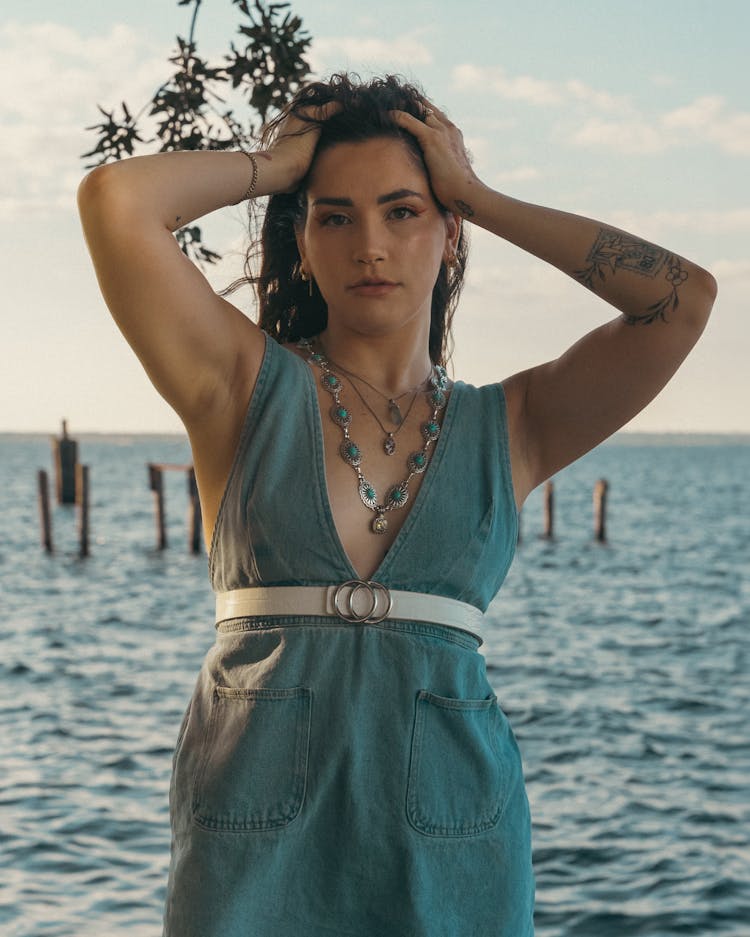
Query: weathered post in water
148 464 167 549
187 467 202 555
37 469 53 553
76 463 90 557
148 462 199 552
53 419 78 504
542 480 554 539
594 478 609 543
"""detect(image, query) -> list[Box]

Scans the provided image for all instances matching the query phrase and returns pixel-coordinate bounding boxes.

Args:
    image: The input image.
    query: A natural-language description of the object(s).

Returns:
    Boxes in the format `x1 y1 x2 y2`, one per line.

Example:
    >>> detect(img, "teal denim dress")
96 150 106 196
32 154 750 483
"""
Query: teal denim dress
163 333 535 936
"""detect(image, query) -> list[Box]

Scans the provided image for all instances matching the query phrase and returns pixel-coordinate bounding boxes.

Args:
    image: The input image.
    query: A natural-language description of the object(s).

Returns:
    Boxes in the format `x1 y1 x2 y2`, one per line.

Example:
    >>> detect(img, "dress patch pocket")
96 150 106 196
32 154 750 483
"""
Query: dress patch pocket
193 685 312 832
406 690 506 837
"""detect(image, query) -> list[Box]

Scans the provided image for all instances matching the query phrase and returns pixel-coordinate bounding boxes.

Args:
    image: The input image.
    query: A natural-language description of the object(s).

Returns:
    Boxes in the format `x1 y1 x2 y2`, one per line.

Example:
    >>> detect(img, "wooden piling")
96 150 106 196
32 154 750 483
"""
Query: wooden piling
37 469 53 553
594 478 609 543
53 419 78 505
148 463 167 549
76 463 90 557
187 467 202 555
542 480 554 539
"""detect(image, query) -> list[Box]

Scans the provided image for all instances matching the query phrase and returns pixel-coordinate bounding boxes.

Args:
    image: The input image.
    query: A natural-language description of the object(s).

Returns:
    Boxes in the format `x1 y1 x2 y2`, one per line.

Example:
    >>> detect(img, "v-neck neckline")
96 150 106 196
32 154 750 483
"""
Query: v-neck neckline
300 353 460 584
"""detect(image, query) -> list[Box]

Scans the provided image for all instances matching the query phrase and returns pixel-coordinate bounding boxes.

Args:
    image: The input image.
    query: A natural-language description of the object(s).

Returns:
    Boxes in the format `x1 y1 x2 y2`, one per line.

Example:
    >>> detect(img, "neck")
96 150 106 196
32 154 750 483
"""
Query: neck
316 319 434 398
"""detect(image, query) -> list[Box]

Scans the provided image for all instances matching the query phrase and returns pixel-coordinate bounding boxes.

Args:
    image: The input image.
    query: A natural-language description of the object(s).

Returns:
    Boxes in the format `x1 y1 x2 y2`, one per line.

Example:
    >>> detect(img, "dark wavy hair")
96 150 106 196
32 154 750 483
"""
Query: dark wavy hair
221 73 469 367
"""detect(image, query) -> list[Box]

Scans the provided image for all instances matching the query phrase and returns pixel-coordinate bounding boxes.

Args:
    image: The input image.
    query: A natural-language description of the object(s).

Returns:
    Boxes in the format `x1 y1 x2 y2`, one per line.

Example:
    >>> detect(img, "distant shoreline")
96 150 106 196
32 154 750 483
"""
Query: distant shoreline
2 430 749 446
605 431 750 446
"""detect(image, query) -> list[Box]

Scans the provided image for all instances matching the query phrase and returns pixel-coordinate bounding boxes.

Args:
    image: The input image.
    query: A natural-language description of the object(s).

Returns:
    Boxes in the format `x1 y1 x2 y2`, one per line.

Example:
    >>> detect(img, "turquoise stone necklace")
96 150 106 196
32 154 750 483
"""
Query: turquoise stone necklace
298 336 449 535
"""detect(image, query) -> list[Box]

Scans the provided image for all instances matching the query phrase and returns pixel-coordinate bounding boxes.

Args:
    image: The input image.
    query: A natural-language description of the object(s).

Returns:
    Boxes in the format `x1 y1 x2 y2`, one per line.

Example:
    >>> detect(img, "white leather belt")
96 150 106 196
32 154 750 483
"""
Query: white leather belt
214 581 484 643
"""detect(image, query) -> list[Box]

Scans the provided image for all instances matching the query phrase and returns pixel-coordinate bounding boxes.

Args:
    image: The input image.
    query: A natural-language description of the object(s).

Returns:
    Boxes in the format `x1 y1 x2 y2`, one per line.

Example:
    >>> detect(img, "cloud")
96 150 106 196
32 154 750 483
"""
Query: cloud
0 20 168 219
309 36 432 75
709 259 750 282
562 79 624 112
573 95 750 156
663 95 750 155
0 21 165 123
571 117 669 154
662 95 725 132
453 64 626 111
608 208 750 236
451 61 750 157
453 64 563 106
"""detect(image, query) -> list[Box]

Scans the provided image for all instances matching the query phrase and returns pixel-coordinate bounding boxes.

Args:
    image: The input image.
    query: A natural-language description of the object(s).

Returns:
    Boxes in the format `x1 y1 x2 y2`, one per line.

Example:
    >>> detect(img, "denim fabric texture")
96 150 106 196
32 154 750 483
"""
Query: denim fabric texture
163 333 535 936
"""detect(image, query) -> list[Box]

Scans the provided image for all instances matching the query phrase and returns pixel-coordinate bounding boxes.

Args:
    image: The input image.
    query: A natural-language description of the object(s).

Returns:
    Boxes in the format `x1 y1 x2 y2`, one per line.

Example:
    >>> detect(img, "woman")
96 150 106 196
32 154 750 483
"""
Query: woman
77 74 716 936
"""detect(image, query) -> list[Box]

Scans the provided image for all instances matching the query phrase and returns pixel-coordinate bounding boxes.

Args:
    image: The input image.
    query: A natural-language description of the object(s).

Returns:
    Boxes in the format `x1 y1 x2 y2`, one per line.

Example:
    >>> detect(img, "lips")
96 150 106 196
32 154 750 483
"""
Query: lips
349 277 397 288
348 279 399 297
348 277 399 298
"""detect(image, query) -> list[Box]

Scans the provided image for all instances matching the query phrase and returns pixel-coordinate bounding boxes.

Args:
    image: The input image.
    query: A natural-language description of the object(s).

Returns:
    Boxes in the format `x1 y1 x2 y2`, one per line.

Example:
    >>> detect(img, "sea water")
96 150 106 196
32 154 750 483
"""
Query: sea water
1 432 748 936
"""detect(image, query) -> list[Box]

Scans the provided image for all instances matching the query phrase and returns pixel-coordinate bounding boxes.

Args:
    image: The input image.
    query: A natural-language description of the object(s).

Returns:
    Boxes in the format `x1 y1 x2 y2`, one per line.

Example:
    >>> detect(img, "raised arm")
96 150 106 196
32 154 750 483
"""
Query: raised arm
77 104 346 549
76 106 333 426
393 106 717 504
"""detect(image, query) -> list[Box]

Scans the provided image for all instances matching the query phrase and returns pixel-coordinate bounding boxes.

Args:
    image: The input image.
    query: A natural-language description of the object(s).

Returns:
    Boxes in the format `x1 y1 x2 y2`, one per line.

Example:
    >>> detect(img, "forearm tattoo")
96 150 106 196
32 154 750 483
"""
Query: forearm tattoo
454 199 474 218
574 228 689 325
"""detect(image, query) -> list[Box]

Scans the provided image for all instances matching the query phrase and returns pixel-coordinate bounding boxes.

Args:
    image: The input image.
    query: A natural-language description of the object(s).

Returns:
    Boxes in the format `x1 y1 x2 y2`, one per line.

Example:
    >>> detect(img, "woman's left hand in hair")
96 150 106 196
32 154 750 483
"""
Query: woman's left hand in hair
390 106 486 218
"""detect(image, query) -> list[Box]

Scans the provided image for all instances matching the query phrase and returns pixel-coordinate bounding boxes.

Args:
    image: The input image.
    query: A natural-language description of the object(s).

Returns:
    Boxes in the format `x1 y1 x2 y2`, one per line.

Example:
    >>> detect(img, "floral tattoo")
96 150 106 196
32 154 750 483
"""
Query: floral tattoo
574 228 689 324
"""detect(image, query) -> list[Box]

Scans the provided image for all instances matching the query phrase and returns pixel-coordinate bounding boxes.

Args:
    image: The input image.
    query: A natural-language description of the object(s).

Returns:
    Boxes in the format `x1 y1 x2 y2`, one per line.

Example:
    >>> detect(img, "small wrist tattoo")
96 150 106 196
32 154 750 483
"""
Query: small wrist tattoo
455 199 474 218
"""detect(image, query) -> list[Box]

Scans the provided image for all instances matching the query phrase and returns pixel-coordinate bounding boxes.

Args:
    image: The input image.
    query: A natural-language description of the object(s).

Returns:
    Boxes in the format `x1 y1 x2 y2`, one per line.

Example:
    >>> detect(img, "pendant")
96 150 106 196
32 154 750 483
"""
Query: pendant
430 389 446 410
321 372 342 394
340 440 362 467
386 484 408 509
384 433 396 456
422 419 441 442
330 403 352 428
388 399 403 425
359 477 378 509
372 513 388 535
408 449 428 474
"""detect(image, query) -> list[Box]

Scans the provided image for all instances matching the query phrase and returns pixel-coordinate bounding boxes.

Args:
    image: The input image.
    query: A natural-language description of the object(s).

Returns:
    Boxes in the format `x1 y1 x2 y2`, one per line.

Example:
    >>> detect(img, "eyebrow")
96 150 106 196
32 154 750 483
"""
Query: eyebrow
312 188 426 208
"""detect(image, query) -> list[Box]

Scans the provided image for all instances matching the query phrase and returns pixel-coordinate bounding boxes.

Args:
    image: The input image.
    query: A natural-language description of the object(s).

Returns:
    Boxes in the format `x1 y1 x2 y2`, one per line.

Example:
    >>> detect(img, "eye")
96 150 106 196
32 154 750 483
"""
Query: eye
321 212 351 227
389 205 419 220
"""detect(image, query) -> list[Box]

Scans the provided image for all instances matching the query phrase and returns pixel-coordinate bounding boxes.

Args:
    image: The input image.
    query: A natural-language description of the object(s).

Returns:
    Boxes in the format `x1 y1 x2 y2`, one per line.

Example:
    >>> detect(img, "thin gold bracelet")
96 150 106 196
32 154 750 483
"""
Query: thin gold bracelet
235 150 258 204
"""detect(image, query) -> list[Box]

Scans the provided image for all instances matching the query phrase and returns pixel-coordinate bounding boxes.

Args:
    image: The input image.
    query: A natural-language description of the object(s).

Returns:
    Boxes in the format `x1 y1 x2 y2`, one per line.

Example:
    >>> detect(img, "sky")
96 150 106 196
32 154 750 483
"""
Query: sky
2 0 748 434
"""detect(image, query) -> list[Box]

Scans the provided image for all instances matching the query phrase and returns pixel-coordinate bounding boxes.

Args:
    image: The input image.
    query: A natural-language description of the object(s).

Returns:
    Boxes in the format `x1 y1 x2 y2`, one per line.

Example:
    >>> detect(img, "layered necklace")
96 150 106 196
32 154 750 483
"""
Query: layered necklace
297 336 449 535
317 352 424 455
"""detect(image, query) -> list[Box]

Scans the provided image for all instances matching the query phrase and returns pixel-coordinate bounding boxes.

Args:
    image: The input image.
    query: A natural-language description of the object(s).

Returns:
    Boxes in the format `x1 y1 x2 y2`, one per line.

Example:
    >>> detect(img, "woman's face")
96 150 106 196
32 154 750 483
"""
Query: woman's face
296 136 458 339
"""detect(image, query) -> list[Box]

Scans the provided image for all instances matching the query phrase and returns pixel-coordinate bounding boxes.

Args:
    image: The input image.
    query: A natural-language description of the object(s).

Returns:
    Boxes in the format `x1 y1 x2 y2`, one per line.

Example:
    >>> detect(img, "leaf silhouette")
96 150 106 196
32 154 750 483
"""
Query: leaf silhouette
81 0 312 269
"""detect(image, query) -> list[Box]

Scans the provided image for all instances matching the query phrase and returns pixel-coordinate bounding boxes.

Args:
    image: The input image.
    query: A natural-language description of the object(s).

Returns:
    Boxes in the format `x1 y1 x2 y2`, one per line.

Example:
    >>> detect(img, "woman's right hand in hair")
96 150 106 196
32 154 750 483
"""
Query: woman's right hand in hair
262 102 341 194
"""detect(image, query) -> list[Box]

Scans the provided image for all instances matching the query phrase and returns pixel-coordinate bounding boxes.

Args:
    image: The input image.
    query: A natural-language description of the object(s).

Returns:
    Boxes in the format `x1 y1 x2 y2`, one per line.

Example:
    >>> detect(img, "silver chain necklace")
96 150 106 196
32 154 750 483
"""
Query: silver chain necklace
319 352 431 427
298 336 449 535
335 373 422 455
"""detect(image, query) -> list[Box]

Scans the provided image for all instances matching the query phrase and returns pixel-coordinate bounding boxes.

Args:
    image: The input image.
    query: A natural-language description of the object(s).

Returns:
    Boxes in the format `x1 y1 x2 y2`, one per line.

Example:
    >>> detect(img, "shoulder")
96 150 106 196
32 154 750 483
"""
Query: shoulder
448 372 521 420
445 376 516 441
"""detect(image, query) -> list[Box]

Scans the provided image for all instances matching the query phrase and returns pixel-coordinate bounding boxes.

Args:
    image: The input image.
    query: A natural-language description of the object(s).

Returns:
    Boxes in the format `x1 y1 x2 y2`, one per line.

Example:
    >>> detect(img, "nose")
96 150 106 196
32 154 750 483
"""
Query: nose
356 251 384 265
353 216 386 265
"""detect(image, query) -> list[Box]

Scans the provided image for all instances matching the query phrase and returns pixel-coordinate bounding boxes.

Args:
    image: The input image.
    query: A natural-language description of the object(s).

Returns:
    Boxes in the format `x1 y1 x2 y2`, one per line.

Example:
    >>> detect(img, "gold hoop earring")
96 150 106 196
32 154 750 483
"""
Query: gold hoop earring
300 266 313 297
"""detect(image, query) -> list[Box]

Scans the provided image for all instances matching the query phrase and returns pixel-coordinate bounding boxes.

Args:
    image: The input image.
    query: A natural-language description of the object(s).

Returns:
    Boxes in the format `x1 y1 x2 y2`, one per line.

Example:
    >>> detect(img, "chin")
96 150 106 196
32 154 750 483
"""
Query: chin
328 301 429 337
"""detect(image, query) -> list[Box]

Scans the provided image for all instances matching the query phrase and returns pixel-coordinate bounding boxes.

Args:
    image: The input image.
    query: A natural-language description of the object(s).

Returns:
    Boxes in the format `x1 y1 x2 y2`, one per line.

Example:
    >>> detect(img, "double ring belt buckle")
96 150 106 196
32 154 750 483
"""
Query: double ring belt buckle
333 579 393 624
